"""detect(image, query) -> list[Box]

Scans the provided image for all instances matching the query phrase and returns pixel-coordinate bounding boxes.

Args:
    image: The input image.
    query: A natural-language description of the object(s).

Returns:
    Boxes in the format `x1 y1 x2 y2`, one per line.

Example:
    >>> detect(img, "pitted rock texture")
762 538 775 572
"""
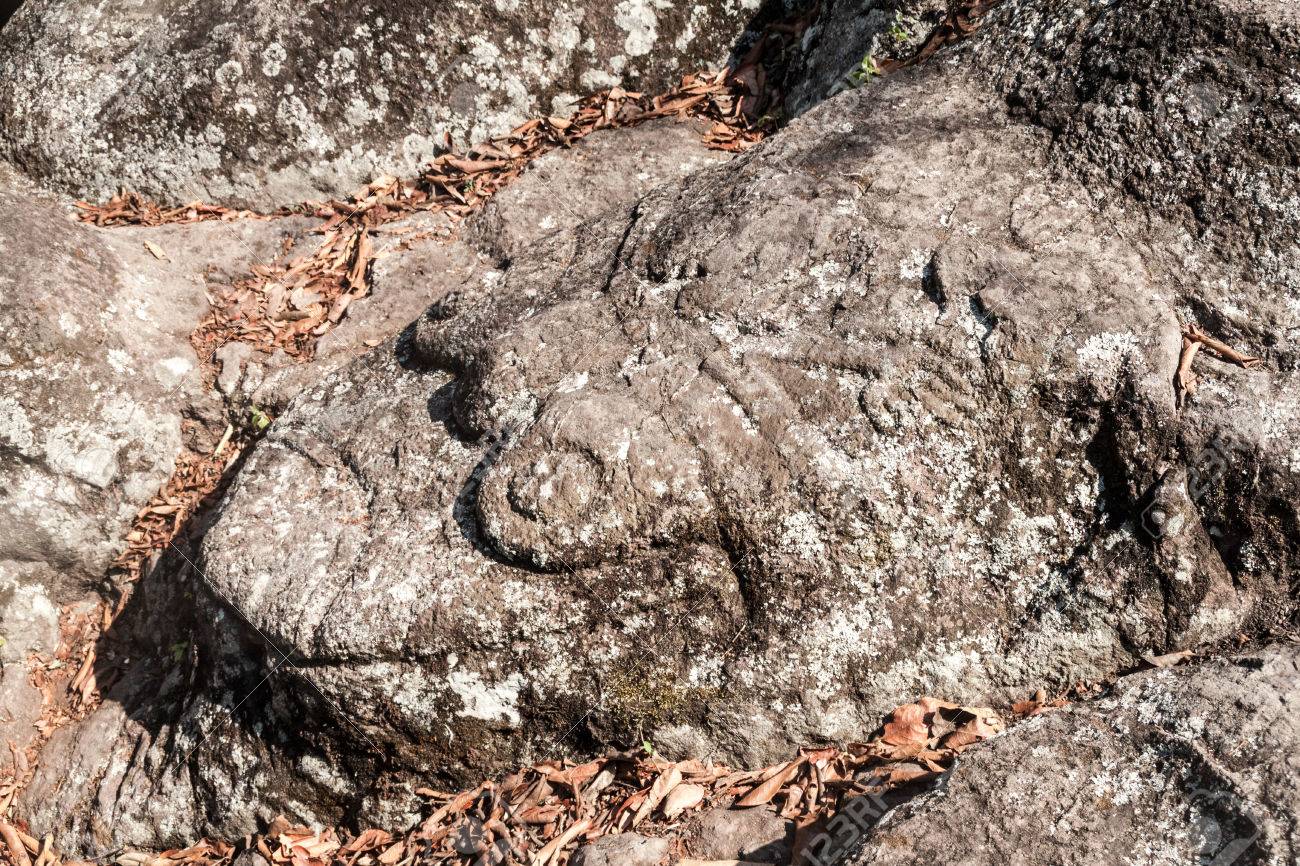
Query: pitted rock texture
467 118 733 261
966 0 1300 332
0 164 307 604
0 160 312 779
17 117 743 853
846 645 1300 866
21 0 1300 852
0 0 771 209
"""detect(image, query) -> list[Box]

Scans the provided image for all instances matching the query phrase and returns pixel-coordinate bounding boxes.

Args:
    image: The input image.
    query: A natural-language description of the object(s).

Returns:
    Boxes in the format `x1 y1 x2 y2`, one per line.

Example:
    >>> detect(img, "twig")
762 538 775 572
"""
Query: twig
1183 323 1262 368
1175 337 1200 407
0 820 33 866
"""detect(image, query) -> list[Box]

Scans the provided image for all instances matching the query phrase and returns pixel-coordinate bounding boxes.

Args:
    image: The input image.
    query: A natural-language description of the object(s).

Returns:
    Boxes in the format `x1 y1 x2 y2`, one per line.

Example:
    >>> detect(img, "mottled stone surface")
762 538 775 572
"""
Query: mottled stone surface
847 645 1300 865
17 0 1300 854
0 0 769 208
467 118 732 261
223 119 735 415
0 164 303 603
571 832 671 866
0 163 309 790
688 806 794 863
780 0 949 117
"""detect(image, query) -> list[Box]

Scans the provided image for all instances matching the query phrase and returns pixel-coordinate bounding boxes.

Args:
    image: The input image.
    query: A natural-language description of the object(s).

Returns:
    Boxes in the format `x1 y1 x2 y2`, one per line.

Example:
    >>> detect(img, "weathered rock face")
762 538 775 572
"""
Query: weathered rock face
468 118 732 261
217 118 731 415
779 0 948 116
0 0 769 209
0 169 298 601
19 0 1300 853
0 161 311 778
198 0 1299 798
846 645 1300 866
17 117 742 852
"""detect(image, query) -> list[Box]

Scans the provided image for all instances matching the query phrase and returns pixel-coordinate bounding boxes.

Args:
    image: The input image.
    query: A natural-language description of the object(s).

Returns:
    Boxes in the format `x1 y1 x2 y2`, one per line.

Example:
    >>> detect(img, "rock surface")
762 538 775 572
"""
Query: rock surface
220 119 732 415
468 118 732 261
195 0 1299 795
0 165 308 598
846 645 1300 865
16 117 742 851
779 0 948 116
0 161 310 788
687 806 794 863
0 0 769 208
571 832 671 866
17 0 1300 854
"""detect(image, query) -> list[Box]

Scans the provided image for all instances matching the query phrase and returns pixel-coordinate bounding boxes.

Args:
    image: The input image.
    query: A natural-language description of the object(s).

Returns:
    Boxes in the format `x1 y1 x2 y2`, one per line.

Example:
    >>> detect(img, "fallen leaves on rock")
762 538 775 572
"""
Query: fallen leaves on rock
75 69 771 375
0 606 105 818
876 0 1004 74
110 423 249 586
0 697 1062 866
73 191 277 228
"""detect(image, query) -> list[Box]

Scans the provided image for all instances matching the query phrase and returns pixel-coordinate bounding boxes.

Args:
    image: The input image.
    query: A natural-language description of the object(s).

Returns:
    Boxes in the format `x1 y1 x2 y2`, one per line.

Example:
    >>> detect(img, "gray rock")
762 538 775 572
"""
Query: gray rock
0 161 307 813
844 644 1300 866
467 118 732 261
198 0 1296 785
572 832 671 866
689 807 794 863
780 0 949 117
965 0 1300 326
232 853 270 866
0 165 301 602
0 566 64 755
235 119 734 415
22 0 1300 853
0 0 768 208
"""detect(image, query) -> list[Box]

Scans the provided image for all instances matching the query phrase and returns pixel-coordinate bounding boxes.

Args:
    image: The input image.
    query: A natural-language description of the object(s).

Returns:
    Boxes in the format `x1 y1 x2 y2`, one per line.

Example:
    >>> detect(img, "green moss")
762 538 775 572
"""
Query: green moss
600 657 717 741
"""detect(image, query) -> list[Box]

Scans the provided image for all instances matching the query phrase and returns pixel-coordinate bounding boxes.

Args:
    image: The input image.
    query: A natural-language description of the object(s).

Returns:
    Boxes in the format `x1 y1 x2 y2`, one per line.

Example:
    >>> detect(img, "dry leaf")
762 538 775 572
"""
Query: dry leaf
735 759 802 807
881 703 929 747
633 765 681 826
661 783 705 819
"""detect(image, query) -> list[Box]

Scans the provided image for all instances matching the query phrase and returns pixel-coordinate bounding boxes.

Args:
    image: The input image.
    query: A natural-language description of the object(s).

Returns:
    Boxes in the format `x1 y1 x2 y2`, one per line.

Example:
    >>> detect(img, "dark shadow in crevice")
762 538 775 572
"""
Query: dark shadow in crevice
0 0 22 31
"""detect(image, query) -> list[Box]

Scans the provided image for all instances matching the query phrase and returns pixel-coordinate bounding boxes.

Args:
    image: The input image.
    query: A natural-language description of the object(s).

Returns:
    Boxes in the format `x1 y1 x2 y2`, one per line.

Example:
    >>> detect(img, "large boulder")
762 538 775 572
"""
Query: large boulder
17 116 742 851
845 645 1300 865
20 0 1300 852
0 0 770 208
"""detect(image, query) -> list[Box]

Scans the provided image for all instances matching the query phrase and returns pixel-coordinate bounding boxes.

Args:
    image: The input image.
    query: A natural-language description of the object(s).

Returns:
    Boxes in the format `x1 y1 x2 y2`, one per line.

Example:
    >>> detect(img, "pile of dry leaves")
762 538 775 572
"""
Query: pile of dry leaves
73 191 276 228
0 696 1070 866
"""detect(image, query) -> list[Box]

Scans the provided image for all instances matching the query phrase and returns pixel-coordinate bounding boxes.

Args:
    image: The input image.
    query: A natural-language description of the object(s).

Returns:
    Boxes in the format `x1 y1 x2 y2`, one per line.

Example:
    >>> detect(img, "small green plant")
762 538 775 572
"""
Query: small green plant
888 11 912 42
250 406 272 430
847 53 882 87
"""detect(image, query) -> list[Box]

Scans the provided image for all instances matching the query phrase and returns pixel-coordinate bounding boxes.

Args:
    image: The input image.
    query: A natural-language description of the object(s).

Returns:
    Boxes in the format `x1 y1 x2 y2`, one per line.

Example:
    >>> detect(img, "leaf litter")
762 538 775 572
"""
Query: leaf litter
0 696 1070 866
74 69 774 372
